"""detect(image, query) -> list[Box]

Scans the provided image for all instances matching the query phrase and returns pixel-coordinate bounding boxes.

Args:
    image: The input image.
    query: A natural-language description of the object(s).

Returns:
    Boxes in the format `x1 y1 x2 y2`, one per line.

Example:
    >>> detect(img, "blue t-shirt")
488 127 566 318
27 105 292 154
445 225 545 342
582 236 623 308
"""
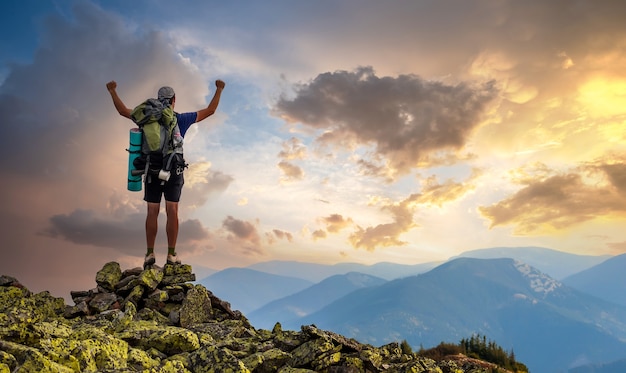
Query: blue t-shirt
176 112 198 137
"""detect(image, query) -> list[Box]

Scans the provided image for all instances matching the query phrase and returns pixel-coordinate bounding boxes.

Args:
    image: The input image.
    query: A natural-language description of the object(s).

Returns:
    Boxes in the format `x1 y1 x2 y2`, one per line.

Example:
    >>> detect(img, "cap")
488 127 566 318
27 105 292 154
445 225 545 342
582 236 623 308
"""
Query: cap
158 86 175 100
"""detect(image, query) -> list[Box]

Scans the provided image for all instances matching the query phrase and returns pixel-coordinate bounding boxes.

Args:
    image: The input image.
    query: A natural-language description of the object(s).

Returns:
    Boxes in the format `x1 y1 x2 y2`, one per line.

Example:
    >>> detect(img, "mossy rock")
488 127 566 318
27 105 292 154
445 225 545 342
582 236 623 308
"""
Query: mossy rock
95 262 122 291
188 345 250 373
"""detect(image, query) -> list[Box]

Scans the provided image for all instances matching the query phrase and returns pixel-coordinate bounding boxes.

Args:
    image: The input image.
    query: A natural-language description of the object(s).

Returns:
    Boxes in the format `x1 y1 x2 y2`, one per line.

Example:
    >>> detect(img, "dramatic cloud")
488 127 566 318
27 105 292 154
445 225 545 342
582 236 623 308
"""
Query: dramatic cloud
274 67 498 180
44 210 211 253
479 160 626 234
222 216 264 256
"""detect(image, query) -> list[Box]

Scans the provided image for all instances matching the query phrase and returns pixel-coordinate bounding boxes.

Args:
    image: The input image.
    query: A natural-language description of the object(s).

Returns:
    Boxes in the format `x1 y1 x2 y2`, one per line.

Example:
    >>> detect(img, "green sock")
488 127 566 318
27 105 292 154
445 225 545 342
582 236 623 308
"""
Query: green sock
168 247 176 255
147 247 154 255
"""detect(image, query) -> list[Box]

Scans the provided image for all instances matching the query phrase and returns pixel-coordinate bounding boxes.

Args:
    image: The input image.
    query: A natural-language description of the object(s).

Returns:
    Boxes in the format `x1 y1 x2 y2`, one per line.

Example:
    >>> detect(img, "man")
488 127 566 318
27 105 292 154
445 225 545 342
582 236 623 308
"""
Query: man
106 79 225 267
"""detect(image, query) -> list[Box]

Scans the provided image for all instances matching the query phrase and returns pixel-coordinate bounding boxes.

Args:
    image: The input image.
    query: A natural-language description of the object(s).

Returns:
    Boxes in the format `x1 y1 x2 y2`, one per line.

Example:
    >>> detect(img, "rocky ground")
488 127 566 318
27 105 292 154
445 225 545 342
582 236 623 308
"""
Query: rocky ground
0 262 514 372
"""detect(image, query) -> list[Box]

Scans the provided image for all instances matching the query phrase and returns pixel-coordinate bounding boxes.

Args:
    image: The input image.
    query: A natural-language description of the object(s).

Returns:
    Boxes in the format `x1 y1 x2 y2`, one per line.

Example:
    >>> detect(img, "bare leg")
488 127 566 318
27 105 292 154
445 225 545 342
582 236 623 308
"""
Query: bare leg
165 201 179 249
146 202 160 249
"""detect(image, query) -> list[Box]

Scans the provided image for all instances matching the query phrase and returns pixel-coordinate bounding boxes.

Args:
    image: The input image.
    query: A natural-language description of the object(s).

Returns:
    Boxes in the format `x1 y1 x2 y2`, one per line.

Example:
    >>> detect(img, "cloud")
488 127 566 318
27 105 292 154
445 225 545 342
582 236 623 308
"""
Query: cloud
310 213 354 241
278 137 307 160
42 209 212 253
348 174 478 251
277 137 306 183
320 213 354 233
278 161 304 183
273 66 498 180
266 229 294 245
312 229 327 240
183 161 234 208
417 171 481 207
479 159 626 234
221 216 264 256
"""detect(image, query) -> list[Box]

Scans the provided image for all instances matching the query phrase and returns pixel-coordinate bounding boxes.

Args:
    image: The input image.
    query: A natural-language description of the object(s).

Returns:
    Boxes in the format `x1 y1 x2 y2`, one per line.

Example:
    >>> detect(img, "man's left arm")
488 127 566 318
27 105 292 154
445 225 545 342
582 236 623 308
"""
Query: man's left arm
195 80 226 123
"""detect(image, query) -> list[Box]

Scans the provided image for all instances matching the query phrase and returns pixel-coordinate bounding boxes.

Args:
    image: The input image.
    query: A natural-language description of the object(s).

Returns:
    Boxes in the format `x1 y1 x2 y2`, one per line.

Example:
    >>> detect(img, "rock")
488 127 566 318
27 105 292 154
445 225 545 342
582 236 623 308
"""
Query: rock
188 345 250 373
0 262 519 373
95 261 122 291
88 292 119 313
179 285 213 328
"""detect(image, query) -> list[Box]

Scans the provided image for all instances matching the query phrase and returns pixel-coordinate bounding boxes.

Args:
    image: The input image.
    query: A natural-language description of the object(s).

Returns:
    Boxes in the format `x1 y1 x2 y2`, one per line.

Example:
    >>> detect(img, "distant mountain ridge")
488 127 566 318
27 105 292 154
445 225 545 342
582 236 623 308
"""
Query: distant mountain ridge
193 247 622 372
563 253 626 306
453 246 610 279
246 260 440 282
197 267 313 313
247 272 387 329
289 257 626 373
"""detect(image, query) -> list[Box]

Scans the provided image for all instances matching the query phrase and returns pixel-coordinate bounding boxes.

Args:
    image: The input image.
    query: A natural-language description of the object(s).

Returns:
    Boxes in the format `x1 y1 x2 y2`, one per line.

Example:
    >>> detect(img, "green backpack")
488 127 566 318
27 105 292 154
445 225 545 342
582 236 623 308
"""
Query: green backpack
130 98 183 181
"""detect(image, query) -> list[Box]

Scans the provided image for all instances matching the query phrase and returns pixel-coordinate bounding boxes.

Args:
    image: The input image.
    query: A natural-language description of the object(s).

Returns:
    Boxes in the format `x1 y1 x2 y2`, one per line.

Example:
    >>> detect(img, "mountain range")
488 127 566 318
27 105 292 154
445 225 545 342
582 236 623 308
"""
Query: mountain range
289 258 626 373
197 267 313 313
246 260 440 282
562 253 626 307
195 246 625 373
247 271 387 329
452 246 611 279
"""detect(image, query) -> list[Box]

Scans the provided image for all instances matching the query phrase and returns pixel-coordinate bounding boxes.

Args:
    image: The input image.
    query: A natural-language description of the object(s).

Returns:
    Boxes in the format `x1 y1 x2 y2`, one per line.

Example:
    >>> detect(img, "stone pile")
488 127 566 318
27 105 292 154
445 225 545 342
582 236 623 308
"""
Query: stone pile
0 262 510 372
63 262 241 326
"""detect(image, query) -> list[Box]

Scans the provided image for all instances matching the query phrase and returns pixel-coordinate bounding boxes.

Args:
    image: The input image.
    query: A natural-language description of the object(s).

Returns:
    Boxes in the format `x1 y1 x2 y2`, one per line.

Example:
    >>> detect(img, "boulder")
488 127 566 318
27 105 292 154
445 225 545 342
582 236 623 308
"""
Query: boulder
95 261 122 291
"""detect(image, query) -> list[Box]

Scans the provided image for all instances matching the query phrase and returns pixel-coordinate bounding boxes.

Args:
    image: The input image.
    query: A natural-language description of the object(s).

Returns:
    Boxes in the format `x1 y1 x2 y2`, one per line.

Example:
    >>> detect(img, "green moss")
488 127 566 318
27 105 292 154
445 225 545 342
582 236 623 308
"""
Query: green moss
122 284 144 308
127 347 160 370
0 341 74 373
179 285 212 328
37 338 81 372
143 326 200 354
0 350 17 371
241 348 291 372
78 336 129 371
289 338 335 367
164 264 193 276
188 345 251 373
95 262 123 291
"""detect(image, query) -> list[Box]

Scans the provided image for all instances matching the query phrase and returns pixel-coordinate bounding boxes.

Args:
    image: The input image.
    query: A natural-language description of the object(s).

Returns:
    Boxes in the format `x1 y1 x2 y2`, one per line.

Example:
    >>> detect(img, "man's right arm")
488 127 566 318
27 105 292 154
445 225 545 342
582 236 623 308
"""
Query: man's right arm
106 81 132 119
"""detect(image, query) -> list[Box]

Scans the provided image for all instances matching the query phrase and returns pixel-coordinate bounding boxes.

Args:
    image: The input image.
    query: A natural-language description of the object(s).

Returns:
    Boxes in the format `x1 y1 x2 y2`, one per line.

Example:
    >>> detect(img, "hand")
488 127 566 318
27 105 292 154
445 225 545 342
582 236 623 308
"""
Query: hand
106 81 117 92
215 80 226 89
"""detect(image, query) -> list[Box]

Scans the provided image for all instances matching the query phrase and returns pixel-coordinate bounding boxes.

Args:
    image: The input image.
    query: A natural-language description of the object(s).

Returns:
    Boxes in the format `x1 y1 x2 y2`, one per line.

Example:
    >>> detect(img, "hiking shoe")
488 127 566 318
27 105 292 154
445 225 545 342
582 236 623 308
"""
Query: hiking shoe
143 252 155 269
167 253 181 265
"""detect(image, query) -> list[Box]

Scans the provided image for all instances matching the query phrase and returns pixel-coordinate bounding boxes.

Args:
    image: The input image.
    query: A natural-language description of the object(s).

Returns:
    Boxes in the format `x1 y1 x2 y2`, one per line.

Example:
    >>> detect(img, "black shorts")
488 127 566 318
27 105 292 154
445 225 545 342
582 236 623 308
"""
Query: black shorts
144 167 185 203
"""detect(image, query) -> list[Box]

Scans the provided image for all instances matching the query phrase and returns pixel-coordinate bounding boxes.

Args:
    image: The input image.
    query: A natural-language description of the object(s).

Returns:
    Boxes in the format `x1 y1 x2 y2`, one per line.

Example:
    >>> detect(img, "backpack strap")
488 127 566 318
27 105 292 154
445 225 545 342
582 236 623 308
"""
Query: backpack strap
144 154 152 184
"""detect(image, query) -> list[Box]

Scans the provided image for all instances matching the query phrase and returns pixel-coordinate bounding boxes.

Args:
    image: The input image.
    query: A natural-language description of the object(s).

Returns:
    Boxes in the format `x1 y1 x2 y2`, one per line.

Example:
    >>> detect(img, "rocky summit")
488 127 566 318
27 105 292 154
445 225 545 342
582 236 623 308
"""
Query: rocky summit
0 262 512 372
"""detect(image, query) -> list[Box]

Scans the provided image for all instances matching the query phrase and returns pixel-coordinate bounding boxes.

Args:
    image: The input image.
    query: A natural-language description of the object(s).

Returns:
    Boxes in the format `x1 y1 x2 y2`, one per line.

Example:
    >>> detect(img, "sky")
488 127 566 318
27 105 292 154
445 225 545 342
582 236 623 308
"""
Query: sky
1 0 626 299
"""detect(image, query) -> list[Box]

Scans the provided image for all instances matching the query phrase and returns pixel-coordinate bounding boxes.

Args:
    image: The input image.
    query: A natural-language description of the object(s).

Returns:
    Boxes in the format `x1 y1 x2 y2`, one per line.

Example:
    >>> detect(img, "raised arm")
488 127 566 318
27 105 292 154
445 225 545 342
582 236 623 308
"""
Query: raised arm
106 81 132 119
195 80 226 123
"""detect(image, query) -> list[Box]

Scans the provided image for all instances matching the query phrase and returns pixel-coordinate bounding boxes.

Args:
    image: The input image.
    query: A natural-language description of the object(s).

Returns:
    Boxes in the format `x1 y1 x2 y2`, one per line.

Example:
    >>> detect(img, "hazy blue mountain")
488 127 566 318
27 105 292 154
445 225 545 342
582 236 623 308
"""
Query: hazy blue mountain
562 253 626 307
197 268 313 314
453 246 610 279
246 260 440 282
291 258 626 373
247 272 387 329
192 265 217 281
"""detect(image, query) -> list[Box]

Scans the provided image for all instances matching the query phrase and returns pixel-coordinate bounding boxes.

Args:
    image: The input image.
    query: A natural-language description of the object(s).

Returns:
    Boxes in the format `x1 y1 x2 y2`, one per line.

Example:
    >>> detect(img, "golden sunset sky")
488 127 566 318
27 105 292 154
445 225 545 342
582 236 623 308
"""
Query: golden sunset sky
1 0 625 298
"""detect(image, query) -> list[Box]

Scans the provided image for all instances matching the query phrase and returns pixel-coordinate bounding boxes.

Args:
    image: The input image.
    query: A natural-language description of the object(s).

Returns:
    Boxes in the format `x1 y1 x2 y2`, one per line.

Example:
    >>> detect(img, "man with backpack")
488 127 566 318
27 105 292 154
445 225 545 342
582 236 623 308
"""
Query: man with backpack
106 79 225 268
